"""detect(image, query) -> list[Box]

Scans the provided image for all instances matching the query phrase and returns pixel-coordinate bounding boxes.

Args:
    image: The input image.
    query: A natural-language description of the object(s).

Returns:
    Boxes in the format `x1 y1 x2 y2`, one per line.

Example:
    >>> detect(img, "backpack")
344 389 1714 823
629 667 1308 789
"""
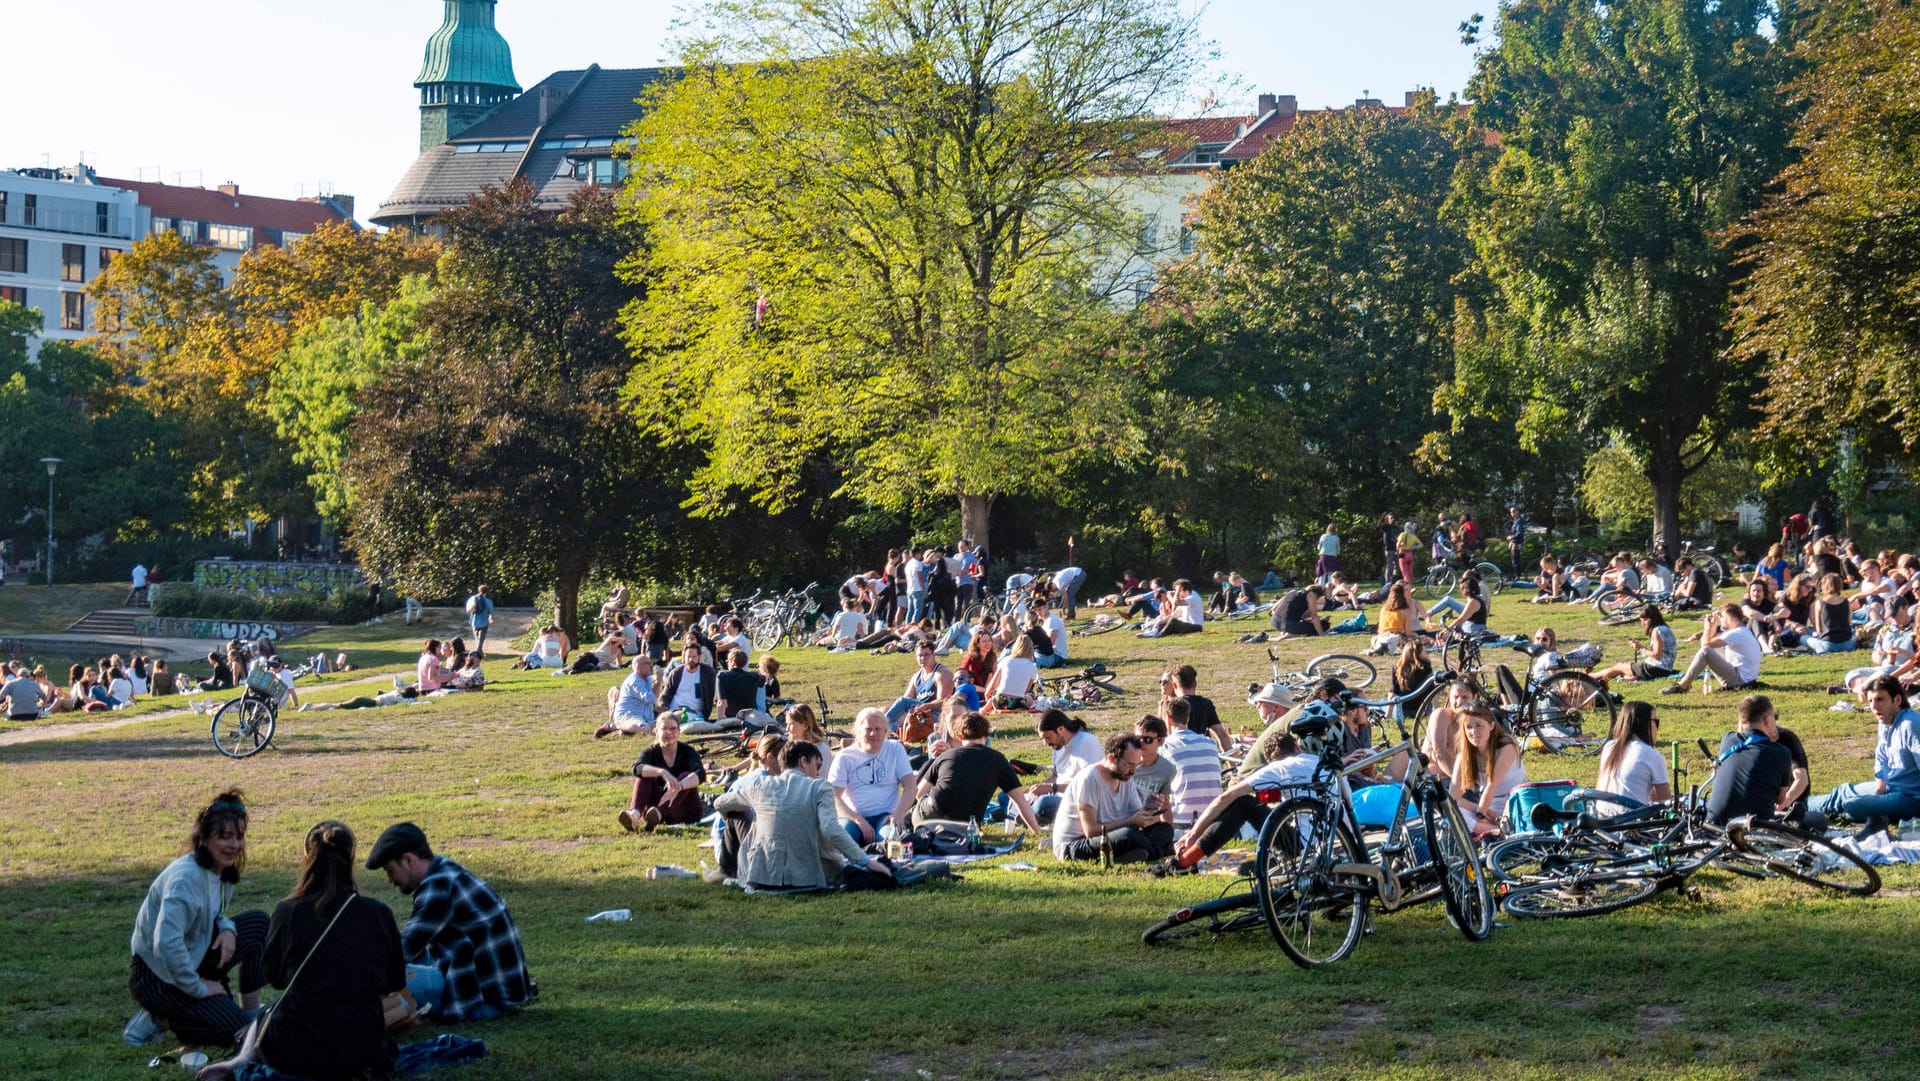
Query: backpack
901 820 982 856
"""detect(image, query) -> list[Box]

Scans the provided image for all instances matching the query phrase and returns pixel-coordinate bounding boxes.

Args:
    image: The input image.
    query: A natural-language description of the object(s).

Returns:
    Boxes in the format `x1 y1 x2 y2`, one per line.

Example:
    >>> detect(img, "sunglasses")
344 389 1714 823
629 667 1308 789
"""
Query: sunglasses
1136 734 1162 744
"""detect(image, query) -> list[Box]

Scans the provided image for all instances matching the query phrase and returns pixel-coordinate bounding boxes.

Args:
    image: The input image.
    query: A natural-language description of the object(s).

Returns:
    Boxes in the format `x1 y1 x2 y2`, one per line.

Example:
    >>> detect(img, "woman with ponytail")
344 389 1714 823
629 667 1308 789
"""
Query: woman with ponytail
199 821 405 1081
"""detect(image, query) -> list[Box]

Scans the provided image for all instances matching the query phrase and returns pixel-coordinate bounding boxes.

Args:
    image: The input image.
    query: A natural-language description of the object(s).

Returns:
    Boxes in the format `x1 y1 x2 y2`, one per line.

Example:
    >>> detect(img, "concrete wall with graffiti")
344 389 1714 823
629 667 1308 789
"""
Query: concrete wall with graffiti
134 618 323 642
193 561 362 595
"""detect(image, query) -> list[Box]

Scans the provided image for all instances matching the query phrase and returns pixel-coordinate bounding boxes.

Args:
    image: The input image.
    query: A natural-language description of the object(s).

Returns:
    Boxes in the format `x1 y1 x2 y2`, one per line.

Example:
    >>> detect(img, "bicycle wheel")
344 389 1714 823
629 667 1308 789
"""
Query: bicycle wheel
1486 834 1635 885
1142 891 1261 946
750 617 781 652
1420 567 1455 601
1702 556 1727 591
1526 671 1612 756
1726 820 1881 896
1254 798 1370 968
1423 791 1496 941
961 601 992 626
1305 653 1377 692
1501 873 1665 919
1590 586 1645 625
211 697 275 759
1474 562 1504 595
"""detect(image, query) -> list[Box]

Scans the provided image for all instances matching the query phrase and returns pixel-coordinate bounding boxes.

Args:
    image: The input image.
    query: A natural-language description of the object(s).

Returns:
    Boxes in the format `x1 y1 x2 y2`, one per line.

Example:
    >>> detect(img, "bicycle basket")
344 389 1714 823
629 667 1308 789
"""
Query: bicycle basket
245 666 289 704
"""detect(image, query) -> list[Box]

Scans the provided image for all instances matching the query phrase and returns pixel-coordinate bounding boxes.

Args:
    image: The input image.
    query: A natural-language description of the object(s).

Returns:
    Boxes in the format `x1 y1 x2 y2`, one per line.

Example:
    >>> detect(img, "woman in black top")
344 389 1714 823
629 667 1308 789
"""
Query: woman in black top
198 651 234 692
1808 573 1857 654
200 821 404 1081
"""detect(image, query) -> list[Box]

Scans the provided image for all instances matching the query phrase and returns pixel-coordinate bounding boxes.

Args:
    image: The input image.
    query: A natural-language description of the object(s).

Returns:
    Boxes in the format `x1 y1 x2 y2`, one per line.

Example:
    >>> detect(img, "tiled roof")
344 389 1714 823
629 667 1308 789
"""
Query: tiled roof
94 176 349 233
375 65 676 227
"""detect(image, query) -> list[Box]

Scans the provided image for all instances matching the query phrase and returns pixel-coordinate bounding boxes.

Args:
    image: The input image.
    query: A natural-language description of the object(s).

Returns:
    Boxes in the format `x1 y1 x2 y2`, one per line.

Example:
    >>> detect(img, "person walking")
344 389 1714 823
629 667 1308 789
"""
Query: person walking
1379 513 1399 587
464 586 494 657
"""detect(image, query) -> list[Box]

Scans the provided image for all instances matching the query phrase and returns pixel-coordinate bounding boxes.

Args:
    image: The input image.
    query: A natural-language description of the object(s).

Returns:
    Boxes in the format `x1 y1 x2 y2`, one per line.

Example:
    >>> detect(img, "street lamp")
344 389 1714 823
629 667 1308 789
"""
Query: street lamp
39 458 60 587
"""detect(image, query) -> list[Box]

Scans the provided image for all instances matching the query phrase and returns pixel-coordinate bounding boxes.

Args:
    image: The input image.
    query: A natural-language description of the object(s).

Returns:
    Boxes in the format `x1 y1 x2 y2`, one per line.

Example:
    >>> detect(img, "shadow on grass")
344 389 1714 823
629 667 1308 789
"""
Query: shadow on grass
0 730 434 763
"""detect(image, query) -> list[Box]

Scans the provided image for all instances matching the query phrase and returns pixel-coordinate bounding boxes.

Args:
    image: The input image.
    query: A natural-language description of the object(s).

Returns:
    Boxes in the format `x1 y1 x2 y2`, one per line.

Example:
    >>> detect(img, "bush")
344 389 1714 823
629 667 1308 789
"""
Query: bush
151 583 376 625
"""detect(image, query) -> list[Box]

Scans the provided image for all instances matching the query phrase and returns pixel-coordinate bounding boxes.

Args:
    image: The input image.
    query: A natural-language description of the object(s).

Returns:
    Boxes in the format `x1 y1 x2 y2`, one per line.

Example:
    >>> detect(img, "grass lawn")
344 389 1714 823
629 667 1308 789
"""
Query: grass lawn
0 583 134 634
3 586 1915 1080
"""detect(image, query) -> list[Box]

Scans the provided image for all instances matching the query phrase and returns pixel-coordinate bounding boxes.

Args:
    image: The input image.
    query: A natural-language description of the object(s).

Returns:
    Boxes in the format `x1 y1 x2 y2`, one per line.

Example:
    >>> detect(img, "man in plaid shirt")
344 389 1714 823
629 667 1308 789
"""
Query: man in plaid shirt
368 822 534 1021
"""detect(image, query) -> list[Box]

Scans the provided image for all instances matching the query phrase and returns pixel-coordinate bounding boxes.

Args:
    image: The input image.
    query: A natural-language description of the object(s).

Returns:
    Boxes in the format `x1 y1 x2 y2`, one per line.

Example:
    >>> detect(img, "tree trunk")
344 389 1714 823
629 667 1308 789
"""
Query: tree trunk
959 493 991 555
1647 448 1685 565
555 563 584 645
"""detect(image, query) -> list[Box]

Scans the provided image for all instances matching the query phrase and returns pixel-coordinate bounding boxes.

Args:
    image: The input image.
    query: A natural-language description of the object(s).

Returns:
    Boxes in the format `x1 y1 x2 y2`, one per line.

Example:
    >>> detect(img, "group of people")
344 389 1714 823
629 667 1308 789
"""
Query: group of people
126 791 532 1081
2 652 175 718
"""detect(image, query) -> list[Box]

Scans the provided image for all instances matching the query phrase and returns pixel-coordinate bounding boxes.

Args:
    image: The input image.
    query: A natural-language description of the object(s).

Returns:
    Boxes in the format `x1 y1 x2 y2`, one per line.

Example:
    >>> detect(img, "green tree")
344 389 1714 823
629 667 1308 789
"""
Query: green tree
1732 0 1920 468
266 276 433 527
1446 0 1794 559
621 0 1205 545
1579 441 1757 535
344 182 670 639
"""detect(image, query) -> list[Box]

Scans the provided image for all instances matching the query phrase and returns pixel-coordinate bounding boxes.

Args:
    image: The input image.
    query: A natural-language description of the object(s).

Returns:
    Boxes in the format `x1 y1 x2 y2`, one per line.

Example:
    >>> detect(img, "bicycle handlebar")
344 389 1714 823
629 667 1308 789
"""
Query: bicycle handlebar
1346 669 1455 711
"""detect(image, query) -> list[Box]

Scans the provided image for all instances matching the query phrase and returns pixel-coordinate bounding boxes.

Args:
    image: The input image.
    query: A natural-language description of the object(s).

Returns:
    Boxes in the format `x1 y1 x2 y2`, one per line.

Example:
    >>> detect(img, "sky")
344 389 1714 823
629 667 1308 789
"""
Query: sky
5 0 1485 223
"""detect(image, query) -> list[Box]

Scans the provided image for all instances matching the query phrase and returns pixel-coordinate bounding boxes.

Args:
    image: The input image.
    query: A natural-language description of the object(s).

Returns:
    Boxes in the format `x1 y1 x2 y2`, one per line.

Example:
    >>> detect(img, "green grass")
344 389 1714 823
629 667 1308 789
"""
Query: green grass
3 586 1916 1080
0 583 132 634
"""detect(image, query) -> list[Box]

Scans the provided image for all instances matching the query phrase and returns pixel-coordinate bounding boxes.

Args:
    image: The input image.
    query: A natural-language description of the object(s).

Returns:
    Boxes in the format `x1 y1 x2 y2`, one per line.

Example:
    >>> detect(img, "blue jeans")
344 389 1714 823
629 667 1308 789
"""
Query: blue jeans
1429 596 1465 617
1035 652 1065 669
841 812 890 846
885 696 928 727
1032 793 1062 825
906 590 928 623
1056 575 1085 618
1807 636 1856 655
406 963 447 1018
1810 782 1920 826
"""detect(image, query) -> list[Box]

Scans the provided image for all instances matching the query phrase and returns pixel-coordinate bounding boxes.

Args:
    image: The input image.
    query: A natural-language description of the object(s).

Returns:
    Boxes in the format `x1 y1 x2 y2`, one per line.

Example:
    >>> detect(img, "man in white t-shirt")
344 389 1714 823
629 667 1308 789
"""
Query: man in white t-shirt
127 563 149 606
1052 734 1158 863
1053 566 1087 619
1664 604 1765 695
827 708 916 845
903 551 928 623
826 599 867 652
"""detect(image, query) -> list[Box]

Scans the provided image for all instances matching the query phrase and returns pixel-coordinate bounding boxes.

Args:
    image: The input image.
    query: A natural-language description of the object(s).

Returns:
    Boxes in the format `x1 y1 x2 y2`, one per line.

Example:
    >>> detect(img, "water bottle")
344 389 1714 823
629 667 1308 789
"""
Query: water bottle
586 908 631 923
967 816 982 853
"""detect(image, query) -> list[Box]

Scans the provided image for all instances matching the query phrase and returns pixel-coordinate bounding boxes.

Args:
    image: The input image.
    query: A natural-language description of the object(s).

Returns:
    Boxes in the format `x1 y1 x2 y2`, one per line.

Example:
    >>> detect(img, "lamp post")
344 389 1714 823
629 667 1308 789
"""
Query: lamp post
39 458 60 586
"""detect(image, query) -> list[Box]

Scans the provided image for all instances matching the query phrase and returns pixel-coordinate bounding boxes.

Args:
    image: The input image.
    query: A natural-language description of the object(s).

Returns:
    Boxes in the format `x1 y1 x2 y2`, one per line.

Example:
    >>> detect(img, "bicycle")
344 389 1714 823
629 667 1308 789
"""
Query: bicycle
1439 633 1613 756
1034 663 1127 708
1489 742 1879 916
748 582 818 651
1250 700 1495 968
1420 556 1504 601
210 667 288 759
1261 646 1379 694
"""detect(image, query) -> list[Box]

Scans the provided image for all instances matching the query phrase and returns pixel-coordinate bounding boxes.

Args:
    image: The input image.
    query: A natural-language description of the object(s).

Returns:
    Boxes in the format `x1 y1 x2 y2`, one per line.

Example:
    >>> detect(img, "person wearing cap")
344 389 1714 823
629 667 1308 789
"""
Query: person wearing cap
1235 677 1343 780
365 823 533 1023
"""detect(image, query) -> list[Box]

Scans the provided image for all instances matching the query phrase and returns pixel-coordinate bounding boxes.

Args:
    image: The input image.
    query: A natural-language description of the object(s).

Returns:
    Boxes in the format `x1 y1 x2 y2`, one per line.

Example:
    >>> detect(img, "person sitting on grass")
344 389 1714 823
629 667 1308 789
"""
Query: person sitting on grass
714 648 766 719
1162 698 1223 829
712 742 896 890
657 639 715 722
1662 603 1764 696
1029 598 1069 668
1532 555 1569 603
783 703 836 769
1051 733 1158 864
823 598 868 653
197 651 234 693
1808 676 1920 839
513 625 570 670
913 711 1043 830
1709 695 1820 830
1806 573 1858 655
983 634 1040 711
759 655 785 706
885 642 954 736
1594 702 1673 808
1155 729 1319 876
595 655 657 739
1836 604 1916 699
1025 710 1104 825
1670 557 1715 610
1126 715 1177 857
1168 664 1231 752
828 708 917 846
123 788 268 1050
1450 704 1524 837
621 713 708 833
2 662 48 720
1270 584 1328 639
365 823 533 1023
1594 607 1680 689
1138 579 1204 637
194 822 404 1081
1420 679 1478 784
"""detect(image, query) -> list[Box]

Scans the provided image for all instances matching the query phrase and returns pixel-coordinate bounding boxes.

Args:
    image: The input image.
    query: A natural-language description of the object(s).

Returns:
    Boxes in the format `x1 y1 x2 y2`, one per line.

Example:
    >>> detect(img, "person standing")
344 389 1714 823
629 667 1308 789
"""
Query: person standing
1379 513 1400 587
127 563 150 606
1506 507 1527 569
464 586 494 657
1315 524 1341 587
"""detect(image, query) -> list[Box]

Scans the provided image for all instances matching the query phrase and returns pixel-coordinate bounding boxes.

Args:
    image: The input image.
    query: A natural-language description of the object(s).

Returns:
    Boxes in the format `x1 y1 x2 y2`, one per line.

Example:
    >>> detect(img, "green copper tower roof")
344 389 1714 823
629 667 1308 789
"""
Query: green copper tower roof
415 0 520 91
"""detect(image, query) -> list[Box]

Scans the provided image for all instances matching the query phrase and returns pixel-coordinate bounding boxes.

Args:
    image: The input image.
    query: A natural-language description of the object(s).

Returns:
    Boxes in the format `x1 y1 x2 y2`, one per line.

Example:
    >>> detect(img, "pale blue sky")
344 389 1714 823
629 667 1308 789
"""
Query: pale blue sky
6 1 1483 222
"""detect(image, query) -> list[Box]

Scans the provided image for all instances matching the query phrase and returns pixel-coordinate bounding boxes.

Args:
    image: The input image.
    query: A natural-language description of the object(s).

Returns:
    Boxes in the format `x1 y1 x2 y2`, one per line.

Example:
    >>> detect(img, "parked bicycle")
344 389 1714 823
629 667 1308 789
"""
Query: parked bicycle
1420 557 1505 601
747 582 819 651
1439 633 1613 756
210 666 290 759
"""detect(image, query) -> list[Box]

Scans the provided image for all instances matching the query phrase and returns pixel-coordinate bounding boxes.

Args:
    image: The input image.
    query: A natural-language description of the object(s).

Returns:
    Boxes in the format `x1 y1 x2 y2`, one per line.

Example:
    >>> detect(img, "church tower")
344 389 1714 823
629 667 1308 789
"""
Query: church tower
414 0 521 151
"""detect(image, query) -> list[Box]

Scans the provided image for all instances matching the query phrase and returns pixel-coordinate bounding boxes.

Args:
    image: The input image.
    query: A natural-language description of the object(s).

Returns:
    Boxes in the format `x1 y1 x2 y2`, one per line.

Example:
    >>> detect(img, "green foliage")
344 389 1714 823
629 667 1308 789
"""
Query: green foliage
266 276 433 526
1580 442 1758 533
622 0 1204 538
1733 0 1920 470
1448 0 1795 556
152 581 376 624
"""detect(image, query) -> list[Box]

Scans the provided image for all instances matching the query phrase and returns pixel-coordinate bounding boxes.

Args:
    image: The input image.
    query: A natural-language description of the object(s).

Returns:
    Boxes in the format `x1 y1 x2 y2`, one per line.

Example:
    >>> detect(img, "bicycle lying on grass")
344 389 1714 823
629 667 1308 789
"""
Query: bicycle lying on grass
1488 740 1879 918
1035 664 1128 708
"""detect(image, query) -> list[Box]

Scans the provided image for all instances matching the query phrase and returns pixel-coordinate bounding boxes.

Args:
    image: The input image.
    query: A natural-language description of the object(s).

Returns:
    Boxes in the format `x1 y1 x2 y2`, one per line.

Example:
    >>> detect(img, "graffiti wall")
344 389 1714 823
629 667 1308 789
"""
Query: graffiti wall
193 561 362 595
134 618 322 642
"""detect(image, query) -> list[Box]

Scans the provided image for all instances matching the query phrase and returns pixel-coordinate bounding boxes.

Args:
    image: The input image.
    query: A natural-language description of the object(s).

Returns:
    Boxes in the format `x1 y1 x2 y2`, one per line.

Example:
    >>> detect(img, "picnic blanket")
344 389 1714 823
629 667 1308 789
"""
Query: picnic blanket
1831 830 1920 865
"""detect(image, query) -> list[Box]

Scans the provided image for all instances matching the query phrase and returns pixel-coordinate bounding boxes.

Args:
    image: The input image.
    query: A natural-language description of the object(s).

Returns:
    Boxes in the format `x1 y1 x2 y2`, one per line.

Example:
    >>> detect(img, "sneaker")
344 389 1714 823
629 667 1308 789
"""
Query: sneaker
643 807 664 833
702 864 730 884
1659 683 1689 696
123 1008 163 1047
618 808 640 833
1825 685 1848 696
593 722 616 739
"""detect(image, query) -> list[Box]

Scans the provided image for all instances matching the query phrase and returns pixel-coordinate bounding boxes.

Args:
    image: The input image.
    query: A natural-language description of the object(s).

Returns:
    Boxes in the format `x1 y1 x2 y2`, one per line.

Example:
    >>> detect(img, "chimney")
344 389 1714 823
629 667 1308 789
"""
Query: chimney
1257 93 1277 115
1355 96 1383 108
329 194 355 222
1273 94 1297 116
218 182 239 198
538 85 559 125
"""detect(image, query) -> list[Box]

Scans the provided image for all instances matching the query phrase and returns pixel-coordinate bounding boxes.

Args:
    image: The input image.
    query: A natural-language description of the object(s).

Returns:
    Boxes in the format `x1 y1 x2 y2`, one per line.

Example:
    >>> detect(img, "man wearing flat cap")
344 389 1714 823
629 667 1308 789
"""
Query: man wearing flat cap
366 822 533 1022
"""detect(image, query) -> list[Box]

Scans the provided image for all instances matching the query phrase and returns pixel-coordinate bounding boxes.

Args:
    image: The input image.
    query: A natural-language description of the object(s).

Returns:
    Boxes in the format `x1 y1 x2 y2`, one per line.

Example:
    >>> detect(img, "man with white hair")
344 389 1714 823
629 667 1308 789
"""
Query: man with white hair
827 707 917 845
595 655 656 739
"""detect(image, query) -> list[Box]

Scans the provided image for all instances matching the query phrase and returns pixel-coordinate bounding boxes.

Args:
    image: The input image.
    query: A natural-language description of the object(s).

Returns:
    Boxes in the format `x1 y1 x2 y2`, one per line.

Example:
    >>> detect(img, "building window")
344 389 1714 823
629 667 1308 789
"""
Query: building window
97 202 111 234
98 248 117 272
0 286 25 306
175 219 200 242
0 190 8 224
62 244 85 282
279 231 304 246
208 224 253 250
0 237 25 274
61 291 84 330
22 194 36 226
